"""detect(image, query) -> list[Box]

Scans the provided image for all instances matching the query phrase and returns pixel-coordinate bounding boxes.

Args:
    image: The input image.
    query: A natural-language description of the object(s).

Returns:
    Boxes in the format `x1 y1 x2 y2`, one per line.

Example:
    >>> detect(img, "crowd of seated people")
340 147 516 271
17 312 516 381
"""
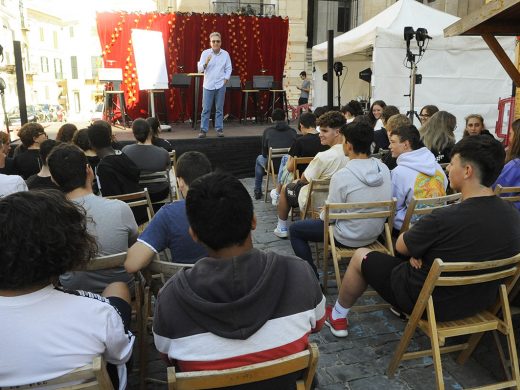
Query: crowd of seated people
1 99 519 390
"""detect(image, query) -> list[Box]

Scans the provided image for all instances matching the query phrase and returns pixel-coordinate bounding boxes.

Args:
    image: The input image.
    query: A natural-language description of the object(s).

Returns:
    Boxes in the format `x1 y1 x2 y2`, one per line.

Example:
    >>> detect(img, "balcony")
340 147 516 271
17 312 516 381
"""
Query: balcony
212 2 277 16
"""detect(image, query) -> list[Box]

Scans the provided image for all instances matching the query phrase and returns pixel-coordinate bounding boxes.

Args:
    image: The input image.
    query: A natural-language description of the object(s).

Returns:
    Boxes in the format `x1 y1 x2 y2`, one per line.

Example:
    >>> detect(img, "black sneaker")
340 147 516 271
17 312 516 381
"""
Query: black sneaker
216 130 224 137
253 189 263 200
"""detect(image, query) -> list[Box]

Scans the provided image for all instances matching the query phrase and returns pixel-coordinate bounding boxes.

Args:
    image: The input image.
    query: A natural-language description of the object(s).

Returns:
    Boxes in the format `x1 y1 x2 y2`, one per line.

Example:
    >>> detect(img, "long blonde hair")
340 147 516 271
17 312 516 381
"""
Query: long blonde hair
419 110 456 152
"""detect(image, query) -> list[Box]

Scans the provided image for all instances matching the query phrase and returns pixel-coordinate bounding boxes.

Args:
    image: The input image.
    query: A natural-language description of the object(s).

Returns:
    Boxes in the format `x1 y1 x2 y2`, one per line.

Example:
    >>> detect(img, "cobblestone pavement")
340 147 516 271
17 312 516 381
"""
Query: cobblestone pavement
129 177 512 389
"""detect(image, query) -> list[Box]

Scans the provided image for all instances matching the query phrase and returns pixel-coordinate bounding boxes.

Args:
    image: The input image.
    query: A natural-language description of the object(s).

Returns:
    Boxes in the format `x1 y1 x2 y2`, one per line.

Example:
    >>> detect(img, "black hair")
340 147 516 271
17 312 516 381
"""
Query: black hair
18 122 45 147
87 121 112 149
146 117 161 137
176 151 212 186
73 128 92 151
298 112 316 129
390 125 422 150
300 71 307 77
56 123 78 143
317 111 346 129
313 106 328 120
131 118 151 143
39 139 59 165
47 144 88 193
272 108 286 122
381 105 400 123
0 190 97 289
451 135 505 187
186 172 253 251
341 122 374 155
340 100 363 116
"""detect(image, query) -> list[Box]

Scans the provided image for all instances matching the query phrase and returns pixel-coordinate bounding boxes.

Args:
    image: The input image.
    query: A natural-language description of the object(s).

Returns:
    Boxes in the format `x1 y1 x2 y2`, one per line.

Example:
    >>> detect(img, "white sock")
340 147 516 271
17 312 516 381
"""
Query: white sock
277 218 287 230
332 301 350 320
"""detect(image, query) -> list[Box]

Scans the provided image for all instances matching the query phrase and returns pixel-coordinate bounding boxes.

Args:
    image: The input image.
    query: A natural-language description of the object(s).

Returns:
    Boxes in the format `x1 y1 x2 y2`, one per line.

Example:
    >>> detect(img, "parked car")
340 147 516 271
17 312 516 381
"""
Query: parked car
7 105 38 127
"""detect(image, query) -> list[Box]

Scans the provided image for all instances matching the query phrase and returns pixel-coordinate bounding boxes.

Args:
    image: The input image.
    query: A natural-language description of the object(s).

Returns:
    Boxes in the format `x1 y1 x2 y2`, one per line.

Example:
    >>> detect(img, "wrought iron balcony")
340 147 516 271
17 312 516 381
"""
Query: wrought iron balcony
212 2 277 16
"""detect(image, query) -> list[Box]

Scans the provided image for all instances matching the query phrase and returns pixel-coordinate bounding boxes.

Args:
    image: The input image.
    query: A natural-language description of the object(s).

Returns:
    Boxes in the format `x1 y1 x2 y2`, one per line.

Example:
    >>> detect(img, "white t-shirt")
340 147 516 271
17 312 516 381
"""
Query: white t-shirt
0 173 27 197
0 285 134 389
298 143 349 209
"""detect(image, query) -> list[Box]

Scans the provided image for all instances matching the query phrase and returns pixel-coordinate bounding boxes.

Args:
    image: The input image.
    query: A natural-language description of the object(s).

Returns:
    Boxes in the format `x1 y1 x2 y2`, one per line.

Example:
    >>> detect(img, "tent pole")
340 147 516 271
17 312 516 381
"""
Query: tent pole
327 30 334 110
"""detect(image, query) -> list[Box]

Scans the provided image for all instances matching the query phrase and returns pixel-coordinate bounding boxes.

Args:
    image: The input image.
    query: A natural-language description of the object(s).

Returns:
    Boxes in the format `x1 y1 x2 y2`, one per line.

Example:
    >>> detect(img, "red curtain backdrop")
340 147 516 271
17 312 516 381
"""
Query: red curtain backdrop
96 12 289 122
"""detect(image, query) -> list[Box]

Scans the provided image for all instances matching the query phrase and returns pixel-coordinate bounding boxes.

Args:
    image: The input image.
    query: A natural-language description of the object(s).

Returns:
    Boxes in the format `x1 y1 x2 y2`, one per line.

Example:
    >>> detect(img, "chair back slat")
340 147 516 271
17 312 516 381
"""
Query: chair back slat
325 198 396 230
495 184 520 202
168 343 318 390
12 357 113 390
148 260 194 281
437 268 518 286
302 178 330 219
399 193 462 234
84 252 127 271
105 189 155 222
139 170 173 203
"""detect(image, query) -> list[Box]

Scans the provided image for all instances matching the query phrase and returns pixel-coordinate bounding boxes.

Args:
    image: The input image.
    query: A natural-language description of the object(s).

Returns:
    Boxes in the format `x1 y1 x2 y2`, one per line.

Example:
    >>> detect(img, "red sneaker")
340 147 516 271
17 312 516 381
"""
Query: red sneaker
325 305 349 337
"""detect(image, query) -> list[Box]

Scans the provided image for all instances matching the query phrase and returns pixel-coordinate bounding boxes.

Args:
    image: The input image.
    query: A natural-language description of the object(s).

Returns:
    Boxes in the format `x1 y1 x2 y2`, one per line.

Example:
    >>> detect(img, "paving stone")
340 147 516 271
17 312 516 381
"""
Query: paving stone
349 375 410 390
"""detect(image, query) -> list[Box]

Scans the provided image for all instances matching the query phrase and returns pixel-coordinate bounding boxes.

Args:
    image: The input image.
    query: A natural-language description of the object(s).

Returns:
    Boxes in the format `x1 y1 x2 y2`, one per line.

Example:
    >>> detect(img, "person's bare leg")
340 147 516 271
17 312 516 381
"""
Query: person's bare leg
277 184 290 220
337 248 372 308
102 282 131 304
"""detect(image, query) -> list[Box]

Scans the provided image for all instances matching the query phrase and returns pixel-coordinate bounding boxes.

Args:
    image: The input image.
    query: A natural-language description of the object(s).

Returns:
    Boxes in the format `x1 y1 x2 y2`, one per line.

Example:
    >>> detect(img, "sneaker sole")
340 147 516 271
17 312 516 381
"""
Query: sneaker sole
273 231 288 239
325 319 348 337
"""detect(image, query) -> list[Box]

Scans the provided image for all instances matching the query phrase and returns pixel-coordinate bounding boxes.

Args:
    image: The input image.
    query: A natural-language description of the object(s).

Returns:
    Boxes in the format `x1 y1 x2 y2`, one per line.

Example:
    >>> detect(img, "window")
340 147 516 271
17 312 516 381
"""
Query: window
41 56 48 73
54 58 63 79
39 27 44 42
70 56 78 79
74 91 81 113
44 86 50 100
53 31 58 49
69 26 74 38
91 56 101 79
337 0 351 33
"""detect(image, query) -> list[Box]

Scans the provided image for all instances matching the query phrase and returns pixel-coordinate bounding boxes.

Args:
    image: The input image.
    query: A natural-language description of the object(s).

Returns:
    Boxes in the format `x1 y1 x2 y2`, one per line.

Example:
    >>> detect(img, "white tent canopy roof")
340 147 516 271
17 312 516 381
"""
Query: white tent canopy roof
312 0 459 62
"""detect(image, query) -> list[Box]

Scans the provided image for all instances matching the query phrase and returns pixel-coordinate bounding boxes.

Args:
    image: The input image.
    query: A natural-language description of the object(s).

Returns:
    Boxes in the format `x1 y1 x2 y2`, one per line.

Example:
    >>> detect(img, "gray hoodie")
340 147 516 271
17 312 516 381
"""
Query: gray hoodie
324 158 392 247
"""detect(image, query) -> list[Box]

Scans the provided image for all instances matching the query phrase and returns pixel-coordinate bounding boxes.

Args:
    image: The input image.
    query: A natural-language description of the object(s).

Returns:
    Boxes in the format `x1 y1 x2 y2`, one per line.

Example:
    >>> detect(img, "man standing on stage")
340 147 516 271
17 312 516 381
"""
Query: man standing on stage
197 32 232 139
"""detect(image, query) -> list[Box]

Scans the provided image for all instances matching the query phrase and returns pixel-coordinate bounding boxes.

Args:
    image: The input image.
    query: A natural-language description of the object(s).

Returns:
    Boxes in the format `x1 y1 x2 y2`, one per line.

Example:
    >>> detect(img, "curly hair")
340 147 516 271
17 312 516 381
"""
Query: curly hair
0 190 97 289
18 122 45 148
317 110 346 129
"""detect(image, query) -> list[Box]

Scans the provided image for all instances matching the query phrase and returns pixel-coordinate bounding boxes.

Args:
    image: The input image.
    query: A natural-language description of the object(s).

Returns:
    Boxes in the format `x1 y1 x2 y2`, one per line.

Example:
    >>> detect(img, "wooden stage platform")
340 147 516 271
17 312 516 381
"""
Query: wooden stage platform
110 120 280 178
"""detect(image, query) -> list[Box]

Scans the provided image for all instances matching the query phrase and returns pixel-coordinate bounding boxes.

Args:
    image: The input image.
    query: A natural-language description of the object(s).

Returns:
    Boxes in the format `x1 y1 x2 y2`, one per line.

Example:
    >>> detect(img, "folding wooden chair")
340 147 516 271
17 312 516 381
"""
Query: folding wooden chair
398 193 462 235
387 253 520 390
139 170 174 205
106 188 155 228
140 260 194 388
167 342 319 390
292 156 314 180
322 198 396 296
300 178 330 220
13 356 114 389
264 147 290 202
495 184 520 203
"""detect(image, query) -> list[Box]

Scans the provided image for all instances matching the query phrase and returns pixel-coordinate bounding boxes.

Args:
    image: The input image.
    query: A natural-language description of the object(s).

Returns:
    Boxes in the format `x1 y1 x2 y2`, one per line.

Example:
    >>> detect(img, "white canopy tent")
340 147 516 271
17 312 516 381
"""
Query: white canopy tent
311 0 515 138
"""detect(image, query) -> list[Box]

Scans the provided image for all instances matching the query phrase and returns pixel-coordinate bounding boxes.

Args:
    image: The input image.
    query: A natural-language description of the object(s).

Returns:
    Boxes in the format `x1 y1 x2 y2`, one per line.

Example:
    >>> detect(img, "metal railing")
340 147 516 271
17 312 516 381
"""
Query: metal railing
212 2 277 16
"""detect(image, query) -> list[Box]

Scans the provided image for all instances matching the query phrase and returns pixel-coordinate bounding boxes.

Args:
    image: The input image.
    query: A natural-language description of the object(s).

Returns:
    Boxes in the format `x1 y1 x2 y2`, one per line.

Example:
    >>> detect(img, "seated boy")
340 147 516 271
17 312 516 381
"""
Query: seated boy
125 151 212 271
0 190 134 389
153 172 325 387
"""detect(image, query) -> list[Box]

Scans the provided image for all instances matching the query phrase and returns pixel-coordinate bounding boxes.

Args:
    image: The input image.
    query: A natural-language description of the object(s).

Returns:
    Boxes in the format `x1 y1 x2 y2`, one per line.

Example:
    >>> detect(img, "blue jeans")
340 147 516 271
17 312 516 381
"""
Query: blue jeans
254 155 267 191
289 219 324 278
201 86 226 132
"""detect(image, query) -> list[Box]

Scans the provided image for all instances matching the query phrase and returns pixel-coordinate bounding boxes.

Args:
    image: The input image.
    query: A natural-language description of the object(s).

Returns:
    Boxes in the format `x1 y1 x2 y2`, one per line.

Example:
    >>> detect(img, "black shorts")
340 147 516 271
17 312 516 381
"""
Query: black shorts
360 251 406 310
285 181 305 208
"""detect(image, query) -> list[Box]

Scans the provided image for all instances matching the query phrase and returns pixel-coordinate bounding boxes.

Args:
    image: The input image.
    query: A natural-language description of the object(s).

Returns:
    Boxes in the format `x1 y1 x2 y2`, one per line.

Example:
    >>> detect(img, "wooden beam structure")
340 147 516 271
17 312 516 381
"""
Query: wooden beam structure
444 0 520 119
